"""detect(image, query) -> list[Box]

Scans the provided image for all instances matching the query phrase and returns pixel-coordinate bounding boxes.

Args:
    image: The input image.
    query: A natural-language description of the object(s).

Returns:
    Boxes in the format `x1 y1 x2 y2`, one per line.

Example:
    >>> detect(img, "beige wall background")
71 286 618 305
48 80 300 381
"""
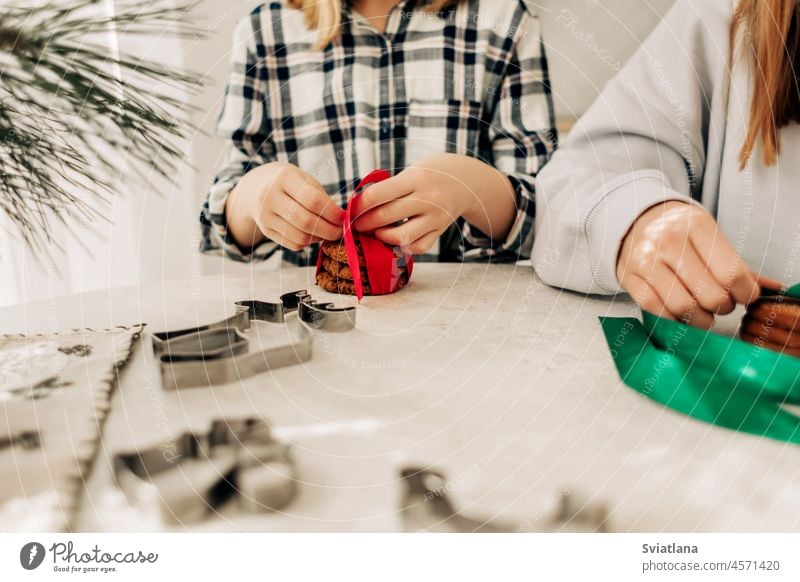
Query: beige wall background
191 0 677 276
536 0 675 121
0 0 678 305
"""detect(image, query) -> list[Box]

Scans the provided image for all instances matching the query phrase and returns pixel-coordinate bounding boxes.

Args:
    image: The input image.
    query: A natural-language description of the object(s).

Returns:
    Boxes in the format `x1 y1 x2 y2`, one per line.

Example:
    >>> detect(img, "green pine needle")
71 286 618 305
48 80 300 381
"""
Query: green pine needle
0 0 206 253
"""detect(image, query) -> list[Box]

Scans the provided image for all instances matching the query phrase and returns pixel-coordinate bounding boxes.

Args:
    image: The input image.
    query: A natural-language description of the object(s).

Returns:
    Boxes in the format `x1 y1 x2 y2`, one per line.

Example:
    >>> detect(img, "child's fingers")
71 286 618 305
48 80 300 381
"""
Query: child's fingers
295 207 343 240
281 167 344 226
351 175 412 217
262 227 303 251
402 230 440 255
353 198 421 231
273 194 343 240
289 187 345 226
263 214 321 251
373 216 434 248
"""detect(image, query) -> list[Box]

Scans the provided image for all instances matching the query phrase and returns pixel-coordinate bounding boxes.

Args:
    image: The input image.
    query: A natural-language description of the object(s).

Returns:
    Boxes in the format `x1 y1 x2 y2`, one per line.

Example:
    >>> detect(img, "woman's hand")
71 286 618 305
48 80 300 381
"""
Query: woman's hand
351 154 516 255
226 162 345 251
617 201 761 329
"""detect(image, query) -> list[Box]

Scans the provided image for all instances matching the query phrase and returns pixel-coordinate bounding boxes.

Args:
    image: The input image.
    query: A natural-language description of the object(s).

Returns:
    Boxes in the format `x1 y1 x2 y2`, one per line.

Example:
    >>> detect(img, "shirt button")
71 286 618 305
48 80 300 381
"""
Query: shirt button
380 119 392 137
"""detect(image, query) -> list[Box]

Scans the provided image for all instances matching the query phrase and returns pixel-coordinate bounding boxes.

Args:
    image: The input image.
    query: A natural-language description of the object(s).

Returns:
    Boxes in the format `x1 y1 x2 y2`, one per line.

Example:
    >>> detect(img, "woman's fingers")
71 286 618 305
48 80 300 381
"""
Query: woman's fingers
621 273 672 320
663 248 736 315
618 202 762 330
756 274 785 293
647 264 716 329
353 198 422 231
688 212 760 304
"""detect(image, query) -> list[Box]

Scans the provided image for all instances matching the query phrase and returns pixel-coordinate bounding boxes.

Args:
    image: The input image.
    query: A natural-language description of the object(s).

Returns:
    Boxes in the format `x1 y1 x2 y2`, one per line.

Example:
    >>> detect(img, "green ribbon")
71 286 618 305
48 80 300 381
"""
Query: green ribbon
600 284 800 444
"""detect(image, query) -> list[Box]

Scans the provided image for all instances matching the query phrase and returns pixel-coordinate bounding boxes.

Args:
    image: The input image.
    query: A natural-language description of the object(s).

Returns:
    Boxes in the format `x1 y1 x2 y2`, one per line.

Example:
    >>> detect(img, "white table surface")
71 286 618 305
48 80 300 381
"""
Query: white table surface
2 263 799 532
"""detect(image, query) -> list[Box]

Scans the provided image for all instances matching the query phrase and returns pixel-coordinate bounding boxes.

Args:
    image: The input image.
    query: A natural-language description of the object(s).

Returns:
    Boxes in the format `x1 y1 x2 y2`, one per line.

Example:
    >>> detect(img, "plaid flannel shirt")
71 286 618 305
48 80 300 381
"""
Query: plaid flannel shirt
200 0 556 265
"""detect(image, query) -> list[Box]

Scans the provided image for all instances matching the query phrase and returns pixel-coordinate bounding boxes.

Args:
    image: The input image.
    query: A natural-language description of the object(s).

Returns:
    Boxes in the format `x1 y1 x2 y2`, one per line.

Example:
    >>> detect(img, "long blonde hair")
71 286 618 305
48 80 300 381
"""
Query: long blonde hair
288 0 461 48
733 0 800 168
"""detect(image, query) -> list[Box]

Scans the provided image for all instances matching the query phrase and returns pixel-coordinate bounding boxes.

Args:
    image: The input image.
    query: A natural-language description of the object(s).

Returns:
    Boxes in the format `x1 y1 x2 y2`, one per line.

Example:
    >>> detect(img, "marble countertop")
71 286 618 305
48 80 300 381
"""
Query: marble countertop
2 263 798 532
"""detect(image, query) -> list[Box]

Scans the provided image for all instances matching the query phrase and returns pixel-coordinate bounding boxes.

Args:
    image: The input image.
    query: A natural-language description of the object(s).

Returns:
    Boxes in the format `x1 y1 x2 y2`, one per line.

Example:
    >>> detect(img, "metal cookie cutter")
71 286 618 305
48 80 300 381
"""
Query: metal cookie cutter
400 467 609 533
0 430 41 451
152 290 356 390
114 417 296 524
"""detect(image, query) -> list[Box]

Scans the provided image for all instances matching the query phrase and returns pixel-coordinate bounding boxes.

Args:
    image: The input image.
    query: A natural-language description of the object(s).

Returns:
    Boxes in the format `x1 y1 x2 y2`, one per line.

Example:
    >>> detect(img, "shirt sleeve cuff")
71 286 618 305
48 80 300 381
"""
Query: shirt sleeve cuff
462 174 536 261
584 170 700 293
201 178 278 263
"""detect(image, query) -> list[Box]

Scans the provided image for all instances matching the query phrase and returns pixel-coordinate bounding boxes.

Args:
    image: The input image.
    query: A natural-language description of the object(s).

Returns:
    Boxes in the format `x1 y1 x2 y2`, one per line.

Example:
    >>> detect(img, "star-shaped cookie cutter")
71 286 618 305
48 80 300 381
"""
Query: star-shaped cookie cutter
152 290 355 390
114 417 295 524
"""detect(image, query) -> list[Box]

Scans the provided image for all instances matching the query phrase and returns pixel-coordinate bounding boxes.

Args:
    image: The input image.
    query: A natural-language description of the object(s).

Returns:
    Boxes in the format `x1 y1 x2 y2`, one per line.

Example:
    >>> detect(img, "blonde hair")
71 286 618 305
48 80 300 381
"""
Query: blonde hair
289 0 461 48
733 0 800 168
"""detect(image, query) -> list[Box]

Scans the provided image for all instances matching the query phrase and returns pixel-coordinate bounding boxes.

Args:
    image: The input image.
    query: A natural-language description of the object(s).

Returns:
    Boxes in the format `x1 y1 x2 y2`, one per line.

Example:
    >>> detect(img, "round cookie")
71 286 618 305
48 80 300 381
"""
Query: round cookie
317 238 409 296
320 241 349 264
322 256 363 282
746 299 800 332
316 270 371 296
741 314 800 349
316 271 348 294
740 294 800 358
740 330 800 358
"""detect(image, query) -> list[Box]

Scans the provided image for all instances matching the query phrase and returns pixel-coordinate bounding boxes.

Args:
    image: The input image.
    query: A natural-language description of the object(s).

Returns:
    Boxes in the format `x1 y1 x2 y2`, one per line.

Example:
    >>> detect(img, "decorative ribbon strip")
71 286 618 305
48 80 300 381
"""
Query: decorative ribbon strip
600 284 800 444
341 170 414 301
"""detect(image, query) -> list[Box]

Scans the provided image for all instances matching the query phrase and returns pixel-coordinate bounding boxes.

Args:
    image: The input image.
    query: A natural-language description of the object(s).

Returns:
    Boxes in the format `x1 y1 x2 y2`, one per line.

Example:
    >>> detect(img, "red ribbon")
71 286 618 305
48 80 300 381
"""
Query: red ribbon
316 170 414 301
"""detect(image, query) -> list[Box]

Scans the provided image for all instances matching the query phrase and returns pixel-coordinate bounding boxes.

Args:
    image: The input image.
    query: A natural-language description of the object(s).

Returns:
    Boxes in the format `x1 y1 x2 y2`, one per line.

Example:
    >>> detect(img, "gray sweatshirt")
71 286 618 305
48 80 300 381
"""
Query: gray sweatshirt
532 0 800 295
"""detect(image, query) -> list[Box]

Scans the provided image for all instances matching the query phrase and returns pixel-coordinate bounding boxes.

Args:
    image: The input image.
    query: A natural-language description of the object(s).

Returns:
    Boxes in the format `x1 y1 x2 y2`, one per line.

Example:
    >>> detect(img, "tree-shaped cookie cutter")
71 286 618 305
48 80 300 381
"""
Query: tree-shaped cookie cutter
152 290 355 390
114 417 295 524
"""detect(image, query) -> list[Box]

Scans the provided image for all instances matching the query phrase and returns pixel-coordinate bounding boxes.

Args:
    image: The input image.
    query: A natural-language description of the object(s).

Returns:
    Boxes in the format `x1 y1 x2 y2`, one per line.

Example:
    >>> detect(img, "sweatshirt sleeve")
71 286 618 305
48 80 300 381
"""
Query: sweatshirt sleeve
531 0 733 294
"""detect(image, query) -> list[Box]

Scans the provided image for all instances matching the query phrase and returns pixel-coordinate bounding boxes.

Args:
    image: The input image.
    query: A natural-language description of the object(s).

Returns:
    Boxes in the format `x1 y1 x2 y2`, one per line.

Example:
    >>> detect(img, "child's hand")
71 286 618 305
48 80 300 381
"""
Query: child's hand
351 154 513 255
227 162 344 251
617 201 761 329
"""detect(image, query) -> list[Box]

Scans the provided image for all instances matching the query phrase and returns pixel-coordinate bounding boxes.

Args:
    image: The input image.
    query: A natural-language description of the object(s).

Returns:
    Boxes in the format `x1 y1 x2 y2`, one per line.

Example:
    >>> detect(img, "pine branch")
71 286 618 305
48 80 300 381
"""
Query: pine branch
0 0 206 253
